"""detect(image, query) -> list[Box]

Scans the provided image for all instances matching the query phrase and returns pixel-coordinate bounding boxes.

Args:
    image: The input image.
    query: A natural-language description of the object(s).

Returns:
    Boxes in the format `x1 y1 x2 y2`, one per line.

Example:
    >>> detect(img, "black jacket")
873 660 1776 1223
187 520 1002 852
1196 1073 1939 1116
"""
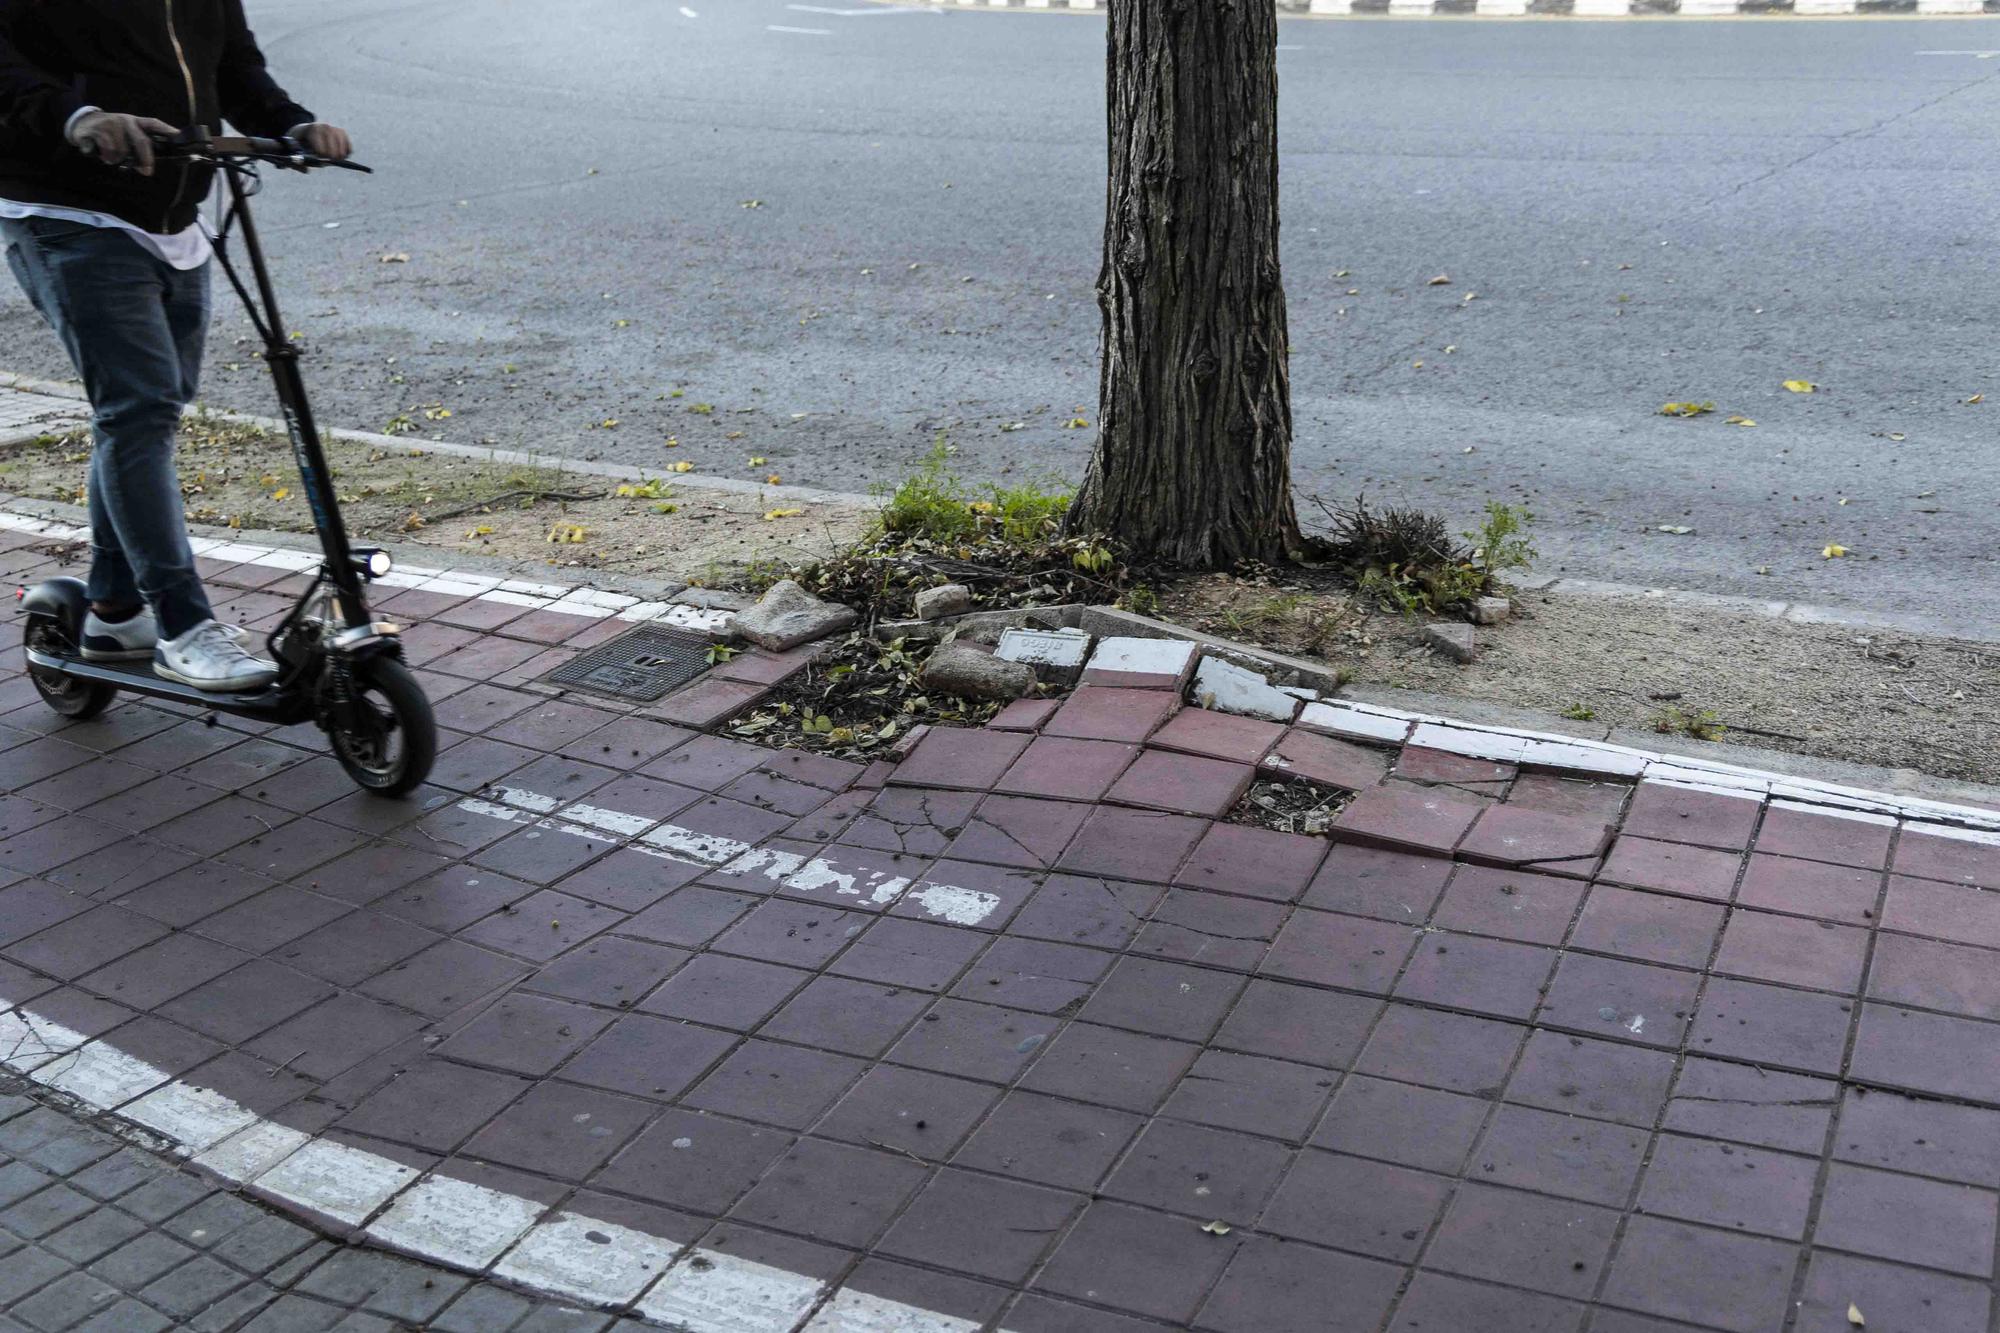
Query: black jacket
0 0 313 233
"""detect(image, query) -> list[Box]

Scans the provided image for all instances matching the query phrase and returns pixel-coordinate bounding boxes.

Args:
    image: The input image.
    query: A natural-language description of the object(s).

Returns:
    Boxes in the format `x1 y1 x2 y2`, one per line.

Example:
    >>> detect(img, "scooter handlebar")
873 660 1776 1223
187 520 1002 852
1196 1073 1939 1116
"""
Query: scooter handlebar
153 130 371 173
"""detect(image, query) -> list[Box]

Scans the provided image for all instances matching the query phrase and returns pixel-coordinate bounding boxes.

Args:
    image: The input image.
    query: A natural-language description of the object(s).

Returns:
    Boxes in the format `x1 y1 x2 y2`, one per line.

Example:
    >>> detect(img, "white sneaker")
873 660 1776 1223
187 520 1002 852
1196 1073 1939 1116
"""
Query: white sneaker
80 607 158 662
153 619 280 692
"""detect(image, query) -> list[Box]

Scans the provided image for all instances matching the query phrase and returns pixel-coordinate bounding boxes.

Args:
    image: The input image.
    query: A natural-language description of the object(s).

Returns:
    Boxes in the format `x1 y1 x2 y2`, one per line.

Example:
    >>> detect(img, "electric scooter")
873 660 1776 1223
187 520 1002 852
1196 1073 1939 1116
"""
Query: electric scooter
17 129 436 796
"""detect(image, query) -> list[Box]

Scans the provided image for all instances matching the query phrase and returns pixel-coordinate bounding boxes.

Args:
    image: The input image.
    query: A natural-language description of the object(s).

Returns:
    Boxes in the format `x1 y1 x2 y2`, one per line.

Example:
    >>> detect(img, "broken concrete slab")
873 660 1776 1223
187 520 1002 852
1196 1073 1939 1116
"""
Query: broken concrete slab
921 641 1037 702
1077 606 1349 696
1423 622 1478 664
914 583 974 621
1472 596 1512 626
1191 656 1302 724
728 579 858 651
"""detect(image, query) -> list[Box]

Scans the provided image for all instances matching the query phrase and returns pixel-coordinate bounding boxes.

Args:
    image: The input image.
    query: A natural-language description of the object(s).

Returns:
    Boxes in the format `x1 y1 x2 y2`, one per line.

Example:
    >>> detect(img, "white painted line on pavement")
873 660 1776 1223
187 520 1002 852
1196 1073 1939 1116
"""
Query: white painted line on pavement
788 3 943 13
0 990 967 1332
679 5 699 16
769 24 834 33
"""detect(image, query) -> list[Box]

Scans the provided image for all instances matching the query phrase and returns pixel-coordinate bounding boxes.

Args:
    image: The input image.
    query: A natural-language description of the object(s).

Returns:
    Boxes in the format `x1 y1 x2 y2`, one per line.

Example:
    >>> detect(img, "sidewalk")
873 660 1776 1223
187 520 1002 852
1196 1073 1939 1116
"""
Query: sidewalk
3 524 1999 1332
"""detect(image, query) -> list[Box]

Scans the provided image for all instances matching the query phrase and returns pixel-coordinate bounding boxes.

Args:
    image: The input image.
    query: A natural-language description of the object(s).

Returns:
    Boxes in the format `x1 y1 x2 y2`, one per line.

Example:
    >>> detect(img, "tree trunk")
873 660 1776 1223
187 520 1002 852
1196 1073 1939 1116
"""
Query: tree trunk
1066 0 1303 569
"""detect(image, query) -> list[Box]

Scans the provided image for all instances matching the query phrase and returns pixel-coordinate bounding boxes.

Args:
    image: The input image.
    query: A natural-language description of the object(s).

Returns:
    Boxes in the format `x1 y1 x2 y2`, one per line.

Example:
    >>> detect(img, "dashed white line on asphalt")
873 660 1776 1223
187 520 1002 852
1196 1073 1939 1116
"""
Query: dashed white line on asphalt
788 2 943 13
768 23 834 33
679 5 699 16
1917 50 2000 58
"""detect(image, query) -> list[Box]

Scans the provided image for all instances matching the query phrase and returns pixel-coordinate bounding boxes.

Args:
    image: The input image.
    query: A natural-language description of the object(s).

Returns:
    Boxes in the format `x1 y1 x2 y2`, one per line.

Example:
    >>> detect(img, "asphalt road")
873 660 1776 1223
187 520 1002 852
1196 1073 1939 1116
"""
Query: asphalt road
4 2 1998 627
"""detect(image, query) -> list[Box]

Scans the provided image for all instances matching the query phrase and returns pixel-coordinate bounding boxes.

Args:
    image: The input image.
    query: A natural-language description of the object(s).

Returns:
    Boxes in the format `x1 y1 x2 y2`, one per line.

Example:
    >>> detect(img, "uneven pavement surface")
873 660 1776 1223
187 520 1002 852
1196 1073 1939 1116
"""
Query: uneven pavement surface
2 527 1999 1330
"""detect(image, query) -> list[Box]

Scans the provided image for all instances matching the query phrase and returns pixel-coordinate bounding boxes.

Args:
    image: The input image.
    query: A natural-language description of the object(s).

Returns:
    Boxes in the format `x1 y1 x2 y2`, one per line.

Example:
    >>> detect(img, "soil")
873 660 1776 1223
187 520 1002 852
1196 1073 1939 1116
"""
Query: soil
1157 571 2000 785
1228 778 1352 836
0 415 871 588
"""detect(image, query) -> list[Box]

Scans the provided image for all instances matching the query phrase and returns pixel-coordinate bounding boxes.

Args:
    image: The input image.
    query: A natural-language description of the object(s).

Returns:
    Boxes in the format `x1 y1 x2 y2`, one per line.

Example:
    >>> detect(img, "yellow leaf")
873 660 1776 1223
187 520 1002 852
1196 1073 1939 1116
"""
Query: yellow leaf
613 319 630 328
1967 393 1985 404
378 252 409 263
763 507 804 521
749 457 767 467
1783 379 1816 394
1823 543 1848 559
1065 417 1090 429
1426 274 1451 286
599 418 619 429
1847 1303 1864 1328
466 525 494 537
270 488 290 501
1725 415 1756 427
669 460 695 473
1201 1221 1233 1236
1660 401 1715 418
765 473 782 484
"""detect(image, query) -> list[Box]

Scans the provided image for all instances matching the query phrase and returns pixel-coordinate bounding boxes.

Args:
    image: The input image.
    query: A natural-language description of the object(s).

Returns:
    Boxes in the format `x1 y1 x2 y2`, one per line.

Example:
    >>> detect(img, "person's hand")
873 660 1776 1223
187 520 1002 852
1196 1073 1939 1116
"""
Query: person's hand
288 123 353 160
66 111 179 175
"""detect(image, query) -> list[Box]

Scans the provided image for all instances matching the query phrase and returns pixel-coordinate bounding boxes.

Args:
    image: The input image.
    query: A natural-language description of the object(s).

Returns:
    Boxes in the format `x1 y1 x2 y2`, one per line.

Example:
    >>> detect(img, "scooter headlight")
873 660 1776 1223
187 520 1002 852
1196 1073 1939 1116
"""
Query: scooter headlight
351 548 393 580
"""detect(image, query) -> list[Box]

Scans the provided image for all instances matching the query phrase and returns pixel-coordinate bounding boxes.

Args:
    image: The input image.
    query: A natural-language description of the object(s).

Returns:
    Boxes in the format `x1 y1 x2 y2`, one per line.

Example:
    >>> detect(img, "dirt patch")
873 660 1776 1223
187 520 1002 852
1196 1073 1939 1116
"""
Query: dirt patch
1157 571 2000 785
0 415 871 587
727 634 1034 761
1228 777 1351 836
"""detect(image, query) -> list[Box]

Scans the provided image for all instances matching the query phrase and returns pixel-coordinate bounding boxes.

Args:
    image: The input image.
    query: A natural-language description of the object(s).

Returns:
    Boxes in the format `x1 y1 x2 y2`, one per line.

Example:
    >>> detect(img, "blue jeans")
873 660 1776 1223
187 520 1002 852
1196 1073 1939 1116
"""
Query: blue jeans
4 215 214 639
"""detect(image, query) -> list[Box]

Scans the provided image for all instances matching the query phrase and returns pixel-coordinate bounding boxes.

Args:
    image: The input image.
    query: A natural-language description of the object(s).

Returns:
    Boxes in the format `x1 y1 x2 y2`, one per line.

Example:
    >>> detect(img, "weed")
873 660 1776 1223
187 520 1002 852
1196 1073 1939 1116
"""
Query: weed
878 437 1073 551
1561 703 1598 722
1469 502 1536 579
1122 585 1160 616
1651 705 1726 742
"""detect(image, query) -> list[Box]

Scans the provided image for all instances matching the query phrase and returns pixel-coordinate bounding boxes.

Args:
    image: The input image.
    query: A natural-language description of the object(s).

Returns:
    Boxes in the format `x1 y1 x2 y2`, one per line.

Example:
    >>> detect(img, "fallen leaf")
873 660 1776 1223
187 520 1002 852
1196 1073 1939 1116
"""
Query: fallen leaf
1427 274 1451 286
1823 543 1848 559
1783 379 1817 394
765 473 782 484
1725 415 1756 427
764 507 804 521
1065 417 1090 429
1967 393 1985 404
378 252 409 264
1201 1221 1233 1236
466 525 494 538
1657 525 1694 535
749 457 767 467
1847 1303 1864 1328
669 461 696 473
1660 401 1715 418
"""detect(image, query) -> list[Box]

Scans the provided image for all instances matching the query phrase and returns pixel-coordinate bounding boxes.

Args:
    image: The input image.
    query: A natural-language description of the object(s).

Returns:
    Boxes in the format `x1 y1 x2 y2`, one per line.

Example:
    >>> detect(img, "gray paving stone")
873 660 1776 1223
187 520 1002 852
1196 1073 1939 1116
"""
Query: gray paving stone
265 1239 337 1289
0 1108 72 1154
0 1160 51 1207
72 1302 173 1333
211 1214 316 1275
511 1306 615 1333
185 1283 282 1333
0 1091 37 1122
12 1269 121 1332
431 1283 533 1332
68 1149 163 1202
164 1190 265 1249
43 1207 147 1265
20 1130 116 1178
88 1232 197 1289
294 1247 466 1324
0 1247 69 1308
328 1316 399 1333
117 1173 212 1224
239 1295 351 1333
2 1183 97 1239
140 1254 249 1319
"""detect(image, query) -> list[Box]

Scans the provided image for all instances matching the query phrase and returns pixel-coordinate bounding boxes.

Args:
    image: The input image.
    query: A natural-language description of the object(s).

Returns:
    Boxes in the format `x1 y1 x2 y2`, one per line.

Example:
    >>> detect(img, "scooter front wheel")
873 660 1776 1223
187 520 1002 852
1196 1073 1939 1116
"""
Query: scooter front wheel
327 655 436 797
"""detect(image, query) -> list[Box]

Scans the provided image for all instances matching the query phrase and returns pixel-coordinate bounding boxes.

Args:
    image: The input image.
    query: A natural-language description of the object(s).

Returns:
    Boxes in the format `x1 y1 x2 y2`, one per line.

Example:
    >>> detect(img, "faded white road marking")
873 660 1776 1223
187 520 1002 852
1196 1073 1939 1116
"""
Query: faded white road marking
370 1176 544 1269
256 1138 418 1227
1918 49 2000 58
639 1248 826 1331
788 2 943 13
768 23 834 33
496 1212 684 1306
458 785 1003 925
679 5 700 16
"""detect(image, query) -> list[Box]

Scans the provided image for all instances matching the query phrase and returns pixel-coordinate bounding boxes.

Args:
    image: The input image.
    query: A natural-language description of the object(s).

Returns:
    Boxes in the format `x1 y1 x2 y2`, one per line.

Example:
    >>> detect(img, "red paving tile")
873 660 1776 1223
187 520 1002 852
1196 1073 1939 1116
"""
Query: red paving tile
1258 728 1391 792
18 614 2000 1333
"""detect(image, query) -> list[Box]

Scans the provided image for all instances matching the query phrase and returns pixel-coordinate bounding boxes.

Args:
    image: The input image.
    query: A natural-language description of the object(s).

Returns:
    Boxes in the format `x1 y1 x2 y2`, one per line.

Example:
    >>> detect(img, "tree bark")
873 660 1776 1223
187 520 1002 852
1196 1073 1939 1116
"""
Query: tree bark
1066 0 1303 569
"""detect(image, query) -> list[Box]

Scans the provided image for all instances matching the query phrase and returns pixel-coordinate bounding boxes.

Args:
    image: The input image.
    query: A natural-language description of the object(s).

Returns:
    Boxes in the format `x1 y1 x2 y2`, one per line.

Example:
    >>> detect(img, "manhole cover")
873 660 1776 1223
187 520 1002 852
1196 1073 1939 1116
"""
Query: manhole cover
541 624 714 702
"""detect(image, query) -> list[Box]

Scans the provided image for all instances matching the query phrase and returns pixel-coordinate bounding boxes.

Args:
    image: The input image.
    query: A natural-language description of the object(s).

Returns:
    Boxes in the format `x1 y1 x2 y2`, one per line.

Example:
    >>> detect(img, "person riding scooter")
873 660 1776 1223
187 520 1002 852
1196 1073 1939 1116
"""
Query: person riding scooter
0 0 353 690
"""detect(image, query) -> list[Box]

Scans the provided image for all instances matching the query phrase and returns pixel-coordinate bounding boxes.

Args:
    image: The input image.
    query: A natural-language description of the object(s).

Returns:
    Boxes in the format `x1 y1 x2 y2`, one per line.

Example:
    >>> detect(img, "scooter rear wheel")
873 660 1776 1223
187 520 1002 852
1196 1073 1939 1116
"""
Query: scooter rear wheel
29 665 116 720
328 656 436 797
25 619 117 720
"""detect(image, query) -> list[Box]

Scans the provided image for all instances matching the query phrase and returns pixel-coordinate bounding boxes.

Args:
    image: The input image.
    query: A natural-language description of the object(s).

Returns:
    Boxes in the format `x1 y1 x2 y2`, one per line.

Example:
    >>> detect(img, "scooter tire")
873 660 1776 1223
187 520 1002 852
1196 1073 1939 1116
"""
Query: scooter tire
29 666 116 720
330 655 437 797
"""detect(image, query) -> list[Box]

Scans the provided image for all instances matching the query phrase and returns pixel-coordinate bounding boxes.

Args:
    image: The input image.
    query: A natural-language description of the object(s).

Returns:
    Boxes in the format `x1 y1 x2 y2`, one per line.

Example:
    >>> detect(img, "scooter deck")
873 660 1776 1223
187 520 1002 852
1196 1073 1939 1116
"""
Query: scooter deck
27 648 307 720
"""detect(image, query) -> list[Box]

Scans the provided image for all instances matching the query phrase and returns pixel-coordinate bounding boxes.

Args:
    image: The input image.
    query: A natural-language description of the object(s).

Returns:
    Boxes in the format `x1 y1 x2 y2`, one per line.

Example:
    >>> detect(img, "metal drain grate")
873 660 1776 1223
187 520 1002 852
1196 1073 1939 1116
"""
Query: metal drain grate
540 624 714 702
